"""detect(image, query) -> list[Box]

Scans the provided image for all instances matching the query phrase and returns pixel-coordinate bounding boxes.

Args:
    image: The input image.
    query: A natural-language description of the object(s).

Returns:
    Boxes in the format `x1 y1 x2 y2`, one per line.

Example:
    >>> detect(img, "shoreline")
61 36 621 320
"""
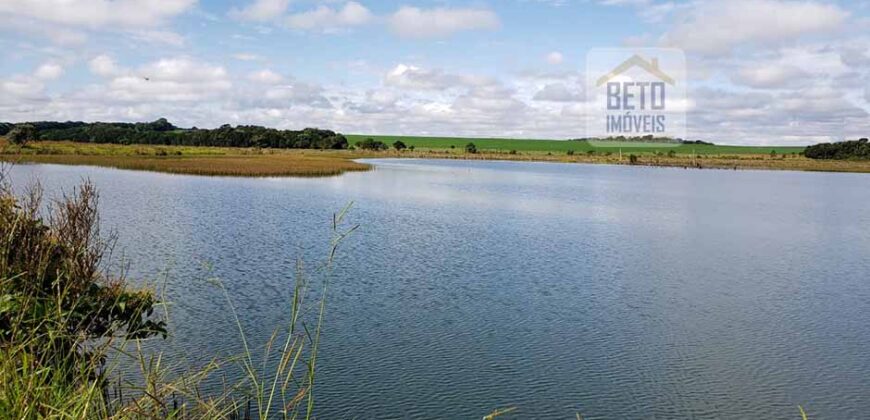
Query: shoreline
3 140 870 177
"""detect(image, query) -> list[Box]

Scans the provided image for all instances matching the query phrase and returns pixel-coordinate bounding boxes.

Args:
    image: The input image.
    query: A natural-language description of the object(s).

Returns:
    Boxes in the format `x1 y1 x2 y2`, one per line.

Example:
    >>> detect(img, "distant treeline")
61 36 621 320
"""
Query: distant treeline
569 135 714 145
804 138 870 160
0 119 349 150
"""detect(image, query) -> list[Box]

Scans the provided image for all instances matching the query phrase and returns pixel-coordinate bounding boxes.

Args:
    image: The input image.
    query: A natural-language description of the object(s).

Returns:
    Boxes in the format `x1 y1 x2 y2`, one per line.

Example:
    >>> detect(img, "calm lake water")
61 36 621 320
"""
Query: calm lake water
7 159 870 419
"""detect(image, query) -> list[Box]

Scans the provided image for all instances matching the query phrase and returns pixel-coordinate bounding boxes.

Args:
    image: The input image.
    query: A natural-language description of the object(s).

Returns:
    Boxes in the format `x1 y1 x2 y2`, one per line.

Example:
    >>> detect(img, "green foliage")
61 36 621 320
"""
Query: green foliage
465 142 478 154
392 140 407 151
345 134 802 155
667 150 676 158
566 150 574 156
628 154 639 164
7 124 37 146
0 179 166 358
0 174 355 418
805 138 870 160
356 138 388 151
0 175 166 418
0 123 14 136
4 119 349 150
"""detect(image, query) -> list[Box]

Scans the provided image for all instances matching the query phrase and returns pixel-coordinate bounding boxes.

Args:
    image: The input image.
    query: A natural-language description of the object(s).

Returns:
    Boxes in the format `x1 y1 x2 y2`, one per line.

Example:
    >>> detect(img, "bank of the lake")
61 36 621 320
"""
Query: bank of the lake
4 139 870 176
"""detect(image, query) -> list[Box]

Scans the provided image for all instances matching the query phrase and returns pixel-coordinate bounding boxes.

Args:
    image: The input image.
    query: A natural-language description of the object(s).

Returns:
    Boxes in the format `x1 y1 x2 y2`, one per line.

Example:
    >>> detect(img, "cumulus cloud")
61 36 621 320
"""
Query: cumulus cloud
229 0 290 22
732 63 809 89
385 64 492 91
0 0 195 28
89 55 119 77
389 6 500 38
95 58 232 102
248 69 284 84
34 63 64 80
285 2 373 32
546 52 564 65
532 83 583 102
661 0 848 55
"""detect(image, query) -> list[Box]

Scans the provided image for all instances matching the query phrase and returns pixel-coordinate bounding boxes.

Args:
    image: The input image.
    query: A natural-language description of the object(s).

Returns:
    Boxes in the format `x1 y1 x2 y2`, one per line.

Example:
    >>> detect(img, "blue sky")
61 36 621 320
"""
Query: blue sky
2 0 869 145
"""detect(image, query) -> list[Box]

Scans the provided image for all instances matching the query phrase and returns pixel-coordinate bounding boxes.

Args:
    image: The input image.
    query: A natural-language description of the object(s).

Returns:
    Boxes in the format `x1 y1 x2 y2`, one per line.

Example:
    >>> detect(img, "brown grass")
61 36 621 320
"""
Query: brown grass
0 141 371 177
4 139 870 176
354 148 870 173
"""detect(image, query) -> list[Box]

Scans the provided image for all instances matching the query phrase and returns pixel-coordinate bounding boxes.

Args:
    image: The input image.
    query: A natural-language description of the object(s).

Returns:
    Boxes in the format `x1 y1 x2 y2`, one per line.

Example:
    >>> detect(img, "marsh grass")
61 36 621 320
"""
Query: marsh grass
0 140 370 177
5 139 870 175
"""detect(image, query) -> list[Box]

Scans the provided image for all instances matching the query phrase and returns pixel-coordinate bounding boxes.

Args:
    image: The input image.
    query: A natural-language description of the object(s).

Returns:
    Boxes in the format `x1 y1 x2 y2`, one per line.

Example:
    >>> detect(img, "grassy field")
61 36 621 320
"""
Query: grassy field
0 140 371 177
347 134 807 155
3 138 869 176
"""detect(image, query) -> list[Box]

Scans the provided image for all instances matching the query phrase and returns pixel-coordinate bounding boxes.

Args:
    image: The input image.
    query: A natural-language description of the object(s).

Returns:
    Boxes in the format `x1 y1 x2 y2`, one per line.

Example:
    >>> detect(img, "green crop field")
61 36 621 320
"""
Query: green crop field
346 134 806 155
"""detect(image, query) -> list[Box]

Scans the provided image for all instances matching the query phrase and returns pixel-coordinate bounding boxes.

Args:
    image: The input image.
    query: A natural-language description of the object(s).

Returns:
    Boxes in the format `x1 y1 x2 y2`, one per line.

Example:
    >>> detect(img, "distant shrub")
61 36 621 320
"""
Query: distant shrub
509 149 517 155
586 150 595 156
465 142 478 154
567 150 574 156
356 138 388 151
667 150 676 158
408 145 415 151
7 124 37 147
805 138 870 160
392 140 407 151
629 154 639 164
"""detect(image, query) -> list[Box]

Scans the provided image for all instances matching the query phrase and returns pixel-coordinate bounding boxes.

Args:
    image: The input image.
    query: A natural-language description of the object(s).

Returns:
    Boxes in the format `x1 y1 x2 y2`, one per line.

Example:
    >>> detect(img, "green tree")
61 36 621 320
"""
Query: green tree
7 123 37 146
356 138 388 151
465 142 478 154
393 140 407 151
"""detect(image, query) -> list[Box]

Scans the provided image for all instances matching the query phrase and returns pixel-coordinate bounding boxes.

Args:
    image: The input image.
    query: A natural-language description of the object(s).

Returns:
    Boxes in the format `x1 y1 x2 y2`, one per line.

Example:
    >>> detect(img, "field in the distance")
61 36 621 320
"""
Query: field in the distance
346 134 806 155
0 141 370 177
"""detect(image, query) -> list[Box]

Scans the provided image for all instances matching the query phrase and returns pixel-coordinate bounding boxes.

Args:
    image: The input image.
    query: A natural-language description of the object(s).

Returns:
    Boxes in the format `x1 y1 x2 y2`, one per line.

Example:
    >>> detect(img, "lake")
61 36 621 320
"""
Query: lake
7 159 870 419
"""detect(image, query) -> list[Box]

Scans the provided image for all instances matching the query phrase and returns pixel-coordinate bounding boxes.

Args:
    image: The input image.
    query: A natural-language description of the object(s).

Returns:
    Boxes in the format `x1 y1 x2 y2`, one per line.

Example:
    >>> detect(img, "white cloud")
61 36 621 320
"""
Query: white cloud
661 0 848 54
248 69 284 84
385 64 493 91
34 63 64 80
130 30 186 47
232 53 263 62
546 51 564 65
285 2 373 32
389 6 500 38
0 75 45 101
230 0 290 21
89 55 119 77
101 58 232 102
532 83 583 102
732 63 809 89
0 0 195 27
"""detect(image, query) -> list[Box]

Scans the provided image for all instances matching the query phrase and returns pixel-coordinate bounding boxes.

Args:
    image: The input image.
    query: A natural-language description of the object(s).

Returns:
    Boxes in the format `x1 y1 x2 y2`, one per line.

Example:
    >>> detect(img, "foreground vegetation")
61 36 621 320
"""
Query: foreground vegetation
0 173 358 418
0 141 370 177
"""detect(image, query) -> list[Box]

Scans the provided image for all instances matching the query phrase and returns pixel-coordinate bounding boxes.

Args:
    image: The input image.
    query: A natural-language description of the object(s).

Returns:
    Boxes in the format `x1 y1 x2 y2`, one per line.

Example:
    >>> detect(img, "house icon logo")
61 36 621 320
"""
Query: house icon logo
585 48 687 143
595 54 675 87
